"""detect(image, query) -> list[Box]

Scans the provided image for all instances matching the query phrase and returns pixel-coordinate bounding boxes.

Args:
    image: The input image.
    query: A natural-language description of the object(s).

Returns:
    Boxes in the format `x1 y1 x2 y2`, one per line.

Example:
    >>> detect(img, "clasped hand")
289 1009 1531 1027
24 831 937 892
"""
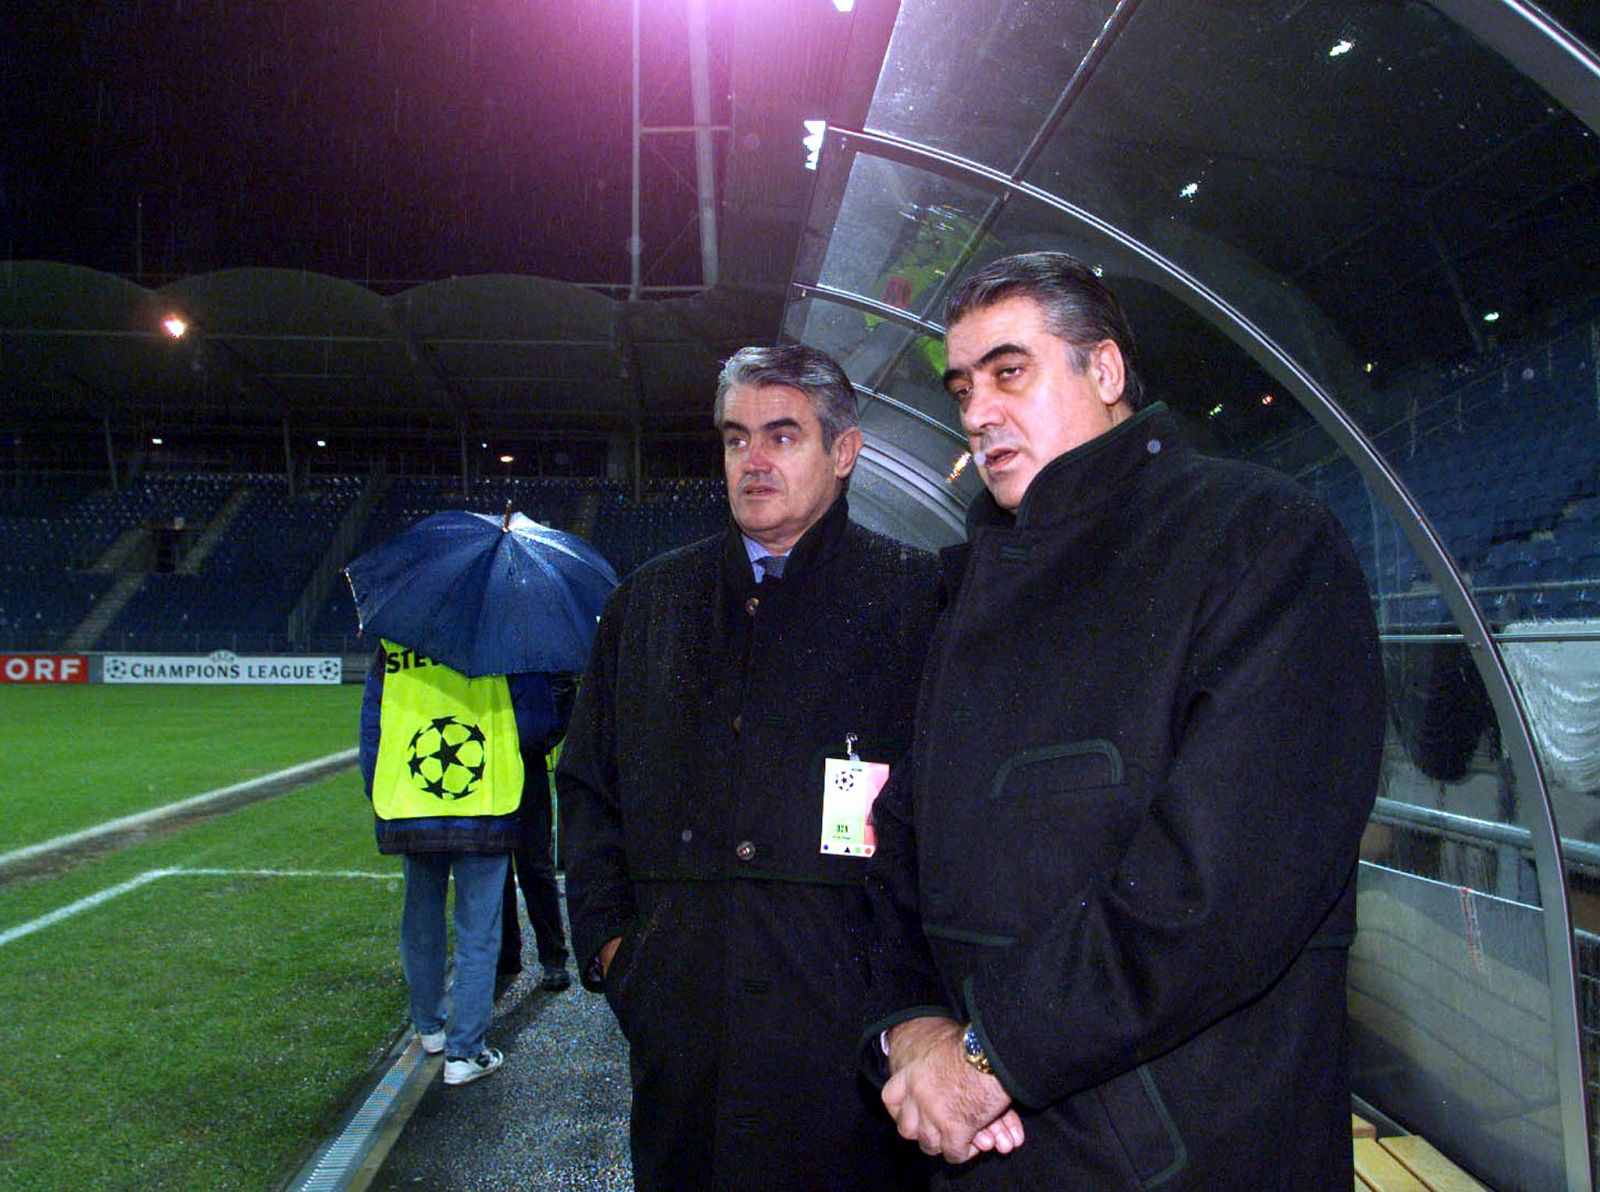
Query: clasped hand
881 1017 1025 1164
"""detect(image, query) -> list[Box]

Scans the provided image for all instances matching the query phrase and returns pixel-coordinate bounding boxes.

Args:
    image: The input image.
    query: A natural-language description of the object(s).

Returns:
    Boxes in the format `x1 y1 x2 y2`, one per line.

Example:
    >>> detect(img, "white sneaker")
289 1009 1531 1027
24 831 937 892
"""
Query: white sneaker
443 1047 504 1086
417 1028 446 1055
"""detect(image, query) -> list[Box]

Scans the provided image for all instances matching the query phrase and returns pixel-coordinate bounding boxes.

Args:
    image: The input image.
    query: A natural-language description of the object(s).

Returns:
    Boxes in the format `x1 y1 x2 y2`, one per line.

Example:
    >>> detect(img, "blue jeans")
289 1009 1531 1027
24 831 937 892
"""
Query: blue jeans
401 851 509 1058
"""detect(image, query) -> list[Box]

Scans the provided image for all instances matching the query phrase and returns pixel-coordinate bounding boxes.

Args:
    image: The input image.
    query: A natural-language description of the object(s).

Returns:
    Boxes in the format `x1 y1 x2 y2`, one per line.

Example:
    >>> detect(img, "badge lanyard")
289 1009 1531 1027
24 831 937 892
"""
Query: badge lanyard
820 732 890 858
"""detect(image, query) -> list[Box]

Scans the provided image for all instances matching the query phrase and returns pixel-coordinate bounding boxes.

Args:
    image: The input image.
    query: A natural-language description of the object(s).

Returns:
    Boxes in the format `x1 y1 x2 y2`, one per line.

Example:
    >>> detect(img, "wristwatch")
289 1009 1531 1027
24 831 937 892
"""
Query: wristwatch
960 1023 994 1076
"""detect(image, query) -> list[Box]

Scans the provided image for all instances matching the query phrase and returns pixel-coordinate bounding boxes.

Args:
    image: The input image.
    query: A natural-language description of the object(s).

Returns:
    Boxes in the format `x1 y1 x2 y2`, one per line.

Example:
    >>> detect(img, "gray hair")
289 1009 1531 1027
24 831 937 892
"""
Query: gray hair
714 344 860 449
944 251 1146 410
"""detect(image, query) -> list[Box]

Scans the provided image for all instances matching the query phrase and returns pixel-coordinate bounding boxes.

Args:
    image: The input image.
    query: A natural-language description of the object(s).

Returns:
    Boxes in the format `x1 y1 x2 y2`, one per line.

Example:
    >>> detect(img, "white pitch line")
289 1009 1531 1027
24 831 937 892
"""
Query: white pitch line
0 868 175 949
0 865 399 950
0 748 360 876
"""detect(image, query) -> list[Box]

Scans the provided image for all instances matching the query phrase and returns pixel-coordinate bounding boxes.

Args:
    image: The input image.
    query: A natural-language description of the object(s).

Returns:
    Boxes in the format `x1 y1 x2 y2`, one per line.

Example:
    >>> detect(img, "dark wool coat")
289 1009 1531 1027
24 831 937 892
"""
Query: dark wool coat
558 495 940 1192
864 405 1386 1190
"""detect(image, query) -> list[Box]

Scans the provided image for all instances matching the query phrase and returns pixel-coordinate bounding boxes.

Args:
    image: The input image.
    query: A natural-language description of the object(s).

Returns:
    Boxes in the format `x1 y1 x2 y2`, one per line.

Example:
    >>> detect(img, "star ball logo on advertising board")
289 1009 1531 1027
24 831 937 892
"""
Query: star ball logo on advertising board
406 716 487 800
102 650 343 684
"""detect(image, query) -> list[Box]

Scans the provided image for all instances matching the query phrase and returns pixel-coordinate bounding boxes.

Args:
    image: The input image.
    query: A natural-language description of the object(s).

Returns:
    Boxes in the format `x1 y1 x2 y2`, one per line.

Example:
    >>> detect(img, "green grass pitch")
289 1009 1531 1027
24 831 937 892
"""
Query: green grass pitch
0 683 408 1190
0 683 364 854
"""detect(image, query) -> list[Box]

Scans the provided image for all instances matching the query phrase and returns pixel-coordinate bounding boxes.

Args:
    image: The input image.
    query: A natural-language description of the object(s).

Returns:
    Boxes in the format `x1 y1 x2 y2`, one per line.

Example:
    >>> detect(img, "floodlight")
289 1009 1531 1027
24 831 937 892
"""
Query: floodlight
802 119 827 171
162 314 189 339
1483 311 1500 323
1329 39 1354 57
151 436 164 445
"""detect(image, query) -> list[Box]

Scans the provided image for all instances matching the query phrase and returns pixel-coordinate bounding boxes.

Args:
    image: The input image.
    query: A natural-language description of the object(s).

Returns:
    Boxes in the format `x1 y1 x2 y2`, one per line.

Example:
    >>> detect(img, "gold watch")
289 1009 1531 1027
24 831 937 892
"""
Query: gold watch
960 1023 994 1076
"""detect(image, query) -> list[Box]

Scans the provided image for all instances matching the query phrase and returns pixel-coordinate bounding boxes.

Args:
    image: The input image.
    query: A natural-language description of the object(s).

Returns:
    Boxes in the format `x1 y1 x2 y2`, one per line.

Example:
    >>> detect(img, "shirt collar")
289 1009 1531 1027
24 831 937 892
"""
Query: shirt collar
741 534 784 581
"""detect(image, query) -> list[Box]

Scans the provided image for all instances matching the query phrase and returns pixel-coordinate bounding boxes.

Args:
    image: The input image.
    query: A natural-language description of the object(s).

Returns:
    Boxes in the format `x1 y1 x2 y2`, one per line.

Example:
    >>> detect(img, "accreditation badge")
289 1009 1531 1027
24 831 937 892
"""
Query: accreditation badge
820 733 890 858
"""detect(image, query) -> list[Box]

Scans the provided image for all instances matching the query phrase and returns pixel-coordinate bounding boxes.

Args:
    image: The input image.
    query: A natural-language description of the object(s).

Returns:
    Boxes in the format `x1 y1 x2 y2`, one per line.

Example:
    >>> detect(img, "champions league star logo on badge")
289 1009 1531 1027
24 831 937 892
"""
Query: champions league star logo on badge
833 768 856 792
406 716 488 800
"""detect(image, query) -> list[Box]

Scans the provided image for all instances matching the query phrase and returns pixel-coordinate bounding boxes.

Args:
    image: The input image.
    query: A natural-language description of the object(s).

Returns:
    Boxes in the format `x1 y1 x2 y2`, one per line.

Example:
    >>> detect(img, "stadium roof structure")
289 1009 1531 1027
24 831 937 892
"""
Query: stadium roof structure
0 261 781 448
1 0 871 469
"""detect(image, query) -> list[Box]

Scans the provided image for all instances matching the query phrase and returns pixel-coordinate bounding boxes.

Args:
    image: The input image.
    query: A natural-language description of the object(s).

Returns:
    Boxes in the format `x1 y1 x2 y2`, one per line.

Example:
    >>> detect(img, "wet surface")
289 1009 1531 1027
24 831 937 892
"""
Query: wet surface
370 901 634 1191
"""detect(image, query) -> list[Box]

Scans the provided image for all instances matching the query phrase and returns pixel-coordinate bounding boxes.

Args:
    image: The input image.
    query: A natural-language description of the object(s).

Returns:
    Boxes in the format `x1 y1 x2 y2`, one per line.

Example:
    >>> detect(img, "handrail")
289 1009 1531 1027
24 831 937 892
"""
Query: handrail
1373 796 1600 875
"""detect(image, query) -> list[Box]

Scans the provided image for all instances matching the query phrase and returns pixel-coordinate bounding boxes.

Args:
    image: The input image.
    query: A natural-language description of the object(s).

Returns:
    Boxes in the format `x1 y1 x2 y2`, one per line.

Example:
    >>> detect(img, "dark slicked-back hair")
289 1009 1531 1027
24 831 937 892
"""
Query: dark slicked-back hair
714 343 860 449
944 251 1146 409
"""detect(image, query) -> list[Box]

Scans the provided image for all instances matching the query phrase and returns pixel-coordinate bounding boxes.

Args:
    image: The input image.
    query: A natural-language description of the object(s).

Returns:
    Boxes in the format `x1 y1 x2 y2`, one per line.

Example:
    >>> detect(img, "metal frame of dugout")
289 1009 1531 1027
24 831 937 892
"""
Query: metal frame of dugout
780 2 1600 1189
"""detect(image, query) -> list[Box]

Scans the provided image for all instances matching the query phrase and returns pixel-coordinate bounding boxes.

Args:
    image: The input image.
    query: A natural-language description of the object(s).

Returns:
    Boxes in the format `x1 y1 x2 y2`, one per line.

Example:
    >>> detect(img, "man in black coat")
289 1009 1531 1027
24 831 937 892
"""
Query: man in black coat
866 252 1385 1189
557 343 939 1190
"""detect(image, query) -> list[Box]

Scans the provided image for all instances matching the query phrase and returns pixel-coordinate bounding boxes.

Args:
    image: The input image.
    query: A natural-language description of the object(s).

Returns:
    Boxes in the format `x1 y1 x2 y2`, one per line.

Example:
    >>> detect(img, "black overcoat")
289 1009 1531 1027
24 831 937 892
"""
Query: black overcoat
865 405 1386 1189
559 495 939 1191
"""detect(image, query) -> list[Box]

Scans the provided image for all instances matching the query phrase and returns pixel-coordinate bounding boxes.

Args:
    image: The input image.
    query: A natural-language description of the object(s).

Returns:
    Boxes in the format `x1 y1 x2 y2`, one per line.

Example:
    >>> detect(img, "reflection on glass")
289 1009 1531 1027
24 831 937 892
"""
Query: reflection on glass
866 0 1117 169
1023 0 1600 380
814 153 997 324
869 327 958 427
811 0 1600 1181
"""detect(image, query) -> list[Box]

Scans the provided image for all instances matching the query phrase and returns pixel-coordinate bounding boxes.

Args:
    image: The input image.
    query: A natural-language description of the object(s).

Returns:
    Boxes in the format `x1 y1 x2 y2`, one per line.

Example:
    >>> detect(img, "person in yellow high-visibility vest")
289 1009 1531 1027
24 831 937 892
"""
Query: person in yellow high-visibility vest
359 639 562 1086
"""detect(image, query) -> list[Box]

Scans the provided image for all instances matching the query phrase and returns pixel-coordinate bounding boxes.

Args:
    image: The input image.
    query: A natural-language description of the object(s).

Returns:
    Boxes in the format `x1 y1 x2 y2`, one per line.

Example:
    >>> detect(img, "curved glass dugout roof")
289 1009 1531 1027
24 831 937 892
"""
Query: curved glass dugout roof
786 3 1600 1189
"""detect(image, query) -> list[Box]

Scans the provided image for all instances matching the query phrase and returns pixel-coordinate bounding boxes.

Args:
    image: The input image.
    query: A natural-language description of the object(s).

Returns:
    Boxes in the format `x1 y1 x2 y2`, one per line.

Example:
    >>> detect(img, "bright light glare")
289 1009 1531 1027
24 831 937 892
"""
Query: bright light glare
1208 404 1223 418
162 314 188 339
832 0 855 10
1364 361 1375 373
1261 393 1275 406
315 439 327 448
1483 311 1500 323
802 119 827 171
1179 181 1199 200
499 454 514 464
1329 39 1354 57
151 436 164 445
947 452 971 483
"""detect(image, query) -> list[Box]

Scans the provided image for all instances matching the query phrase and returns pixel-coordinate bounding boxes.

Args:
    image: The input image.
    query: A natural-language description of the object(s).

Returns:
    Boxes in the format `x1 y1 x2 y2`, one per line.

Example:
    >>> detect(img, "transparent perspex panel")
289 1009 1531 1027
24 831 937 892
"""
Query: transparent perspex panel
800 0 1600 1183
865 0 1118 172
787 294 979 512
811 152 999 327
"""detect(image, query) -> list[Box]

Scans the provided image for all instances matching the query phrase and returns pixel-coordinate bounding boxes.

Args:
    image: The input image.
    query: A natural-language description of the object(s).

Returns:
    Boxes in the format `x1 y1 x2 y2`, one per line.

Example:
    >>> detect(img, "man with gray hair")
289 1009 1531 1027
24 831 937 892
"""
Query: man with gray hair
559 342 938 1189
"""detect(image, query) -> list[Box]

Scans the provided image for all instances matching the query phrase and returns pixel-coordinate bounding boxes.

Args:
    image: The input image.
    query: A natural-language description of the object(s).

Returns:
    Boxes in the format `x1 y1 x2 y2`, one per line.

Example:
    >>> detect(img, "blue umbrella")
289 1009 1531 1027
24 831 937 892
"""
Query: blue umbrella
344 509 618 677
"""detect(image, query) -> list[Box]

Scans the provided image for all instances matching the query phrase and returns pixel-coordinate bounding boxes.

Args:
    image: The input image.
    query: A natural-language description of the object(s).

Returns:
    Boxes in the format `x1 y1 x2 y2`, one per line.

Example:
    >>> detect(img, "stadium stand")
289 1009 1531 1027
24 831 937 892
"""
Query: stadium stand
304 476 727 652
1299 322 1600 630
3 317 1591 655
0 473 240 651
98 475 359 653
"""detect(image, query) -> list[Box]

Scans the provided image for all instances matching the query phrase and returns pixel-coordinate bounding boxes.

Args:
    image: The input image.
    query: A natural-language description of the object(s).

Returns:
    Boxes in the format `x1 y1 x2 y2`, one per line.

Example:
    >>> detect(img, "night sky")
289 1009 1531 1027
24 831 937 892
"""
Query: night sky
4 0 731 289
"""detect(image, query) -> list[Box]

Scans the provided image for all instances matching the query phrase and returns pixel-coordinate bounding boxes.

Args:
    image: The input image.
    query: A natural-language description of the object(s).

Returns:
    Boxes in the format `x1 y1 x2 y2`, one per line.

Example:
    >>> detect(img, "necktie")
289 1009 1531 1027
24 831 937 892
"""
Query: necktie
758 554 786 581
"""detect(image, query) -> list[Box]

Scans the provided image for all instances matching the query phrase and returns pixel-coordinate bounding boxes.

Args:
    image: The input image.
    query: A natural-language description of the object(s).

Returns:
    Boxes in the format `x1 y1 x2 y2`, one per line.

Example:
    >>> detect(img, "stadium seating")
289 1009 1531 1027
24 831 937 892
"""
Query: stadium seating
101 476 357 653
302 476 727 653
1300 321 1599 630
4 314 1594 655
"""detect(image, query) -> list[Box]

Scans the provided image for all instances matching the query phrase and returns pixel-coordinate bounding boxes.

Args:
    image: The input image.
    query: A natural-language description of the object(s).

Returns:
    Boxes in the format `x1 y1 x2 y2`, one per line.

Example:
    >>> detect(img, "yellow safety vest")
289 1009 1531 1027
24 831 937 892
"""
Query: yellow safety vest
371 640 524 820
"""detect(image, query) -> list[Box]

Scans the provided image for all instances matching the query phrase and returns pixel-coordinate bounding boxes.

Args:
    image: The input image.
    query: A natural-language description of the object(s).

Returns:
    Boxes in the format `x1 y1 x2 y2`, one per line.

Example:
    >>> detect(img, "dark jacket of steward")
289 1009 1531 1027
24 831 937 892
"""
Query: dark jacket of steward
558 494 940 1191
864 404 1385 1190
359 644 559 854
